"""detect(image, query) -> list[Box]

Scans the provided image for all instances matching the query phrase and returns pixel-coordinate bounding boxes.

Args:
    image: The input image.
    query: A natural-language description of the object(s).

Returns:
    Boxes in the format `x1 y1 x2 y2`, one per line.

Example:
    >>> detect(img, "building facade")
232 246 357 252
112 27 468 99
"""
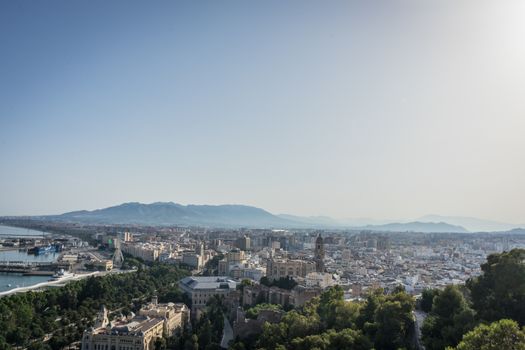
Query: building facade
266 258 316 281
81 300 189 350
179 276 238 314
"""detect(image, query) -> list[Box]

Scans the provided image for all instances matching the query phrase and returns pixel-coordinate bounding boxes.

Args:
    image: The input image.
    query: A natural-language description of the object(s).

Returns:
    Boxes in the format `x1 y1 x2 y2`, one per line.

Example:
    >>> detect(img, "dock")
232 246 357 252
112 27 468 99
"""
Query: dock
0 261 71 275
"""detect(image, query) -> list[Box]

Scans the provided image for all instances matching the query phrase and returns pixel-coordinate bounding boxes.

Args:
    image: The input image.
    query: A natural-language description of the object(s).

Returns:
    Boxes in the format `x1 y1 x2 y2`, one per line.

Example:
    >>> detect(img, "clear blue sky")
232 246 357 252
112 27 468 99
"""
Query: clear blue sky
1 0 524 223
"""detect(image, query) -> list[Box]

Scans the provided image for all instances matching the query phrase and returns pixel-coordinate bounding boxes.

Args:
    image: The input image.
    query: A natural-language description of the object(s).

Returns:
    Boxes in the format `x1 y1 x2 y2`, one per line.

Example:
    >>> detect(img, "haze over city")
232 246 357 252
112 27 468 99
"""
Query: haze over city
2 0 525 224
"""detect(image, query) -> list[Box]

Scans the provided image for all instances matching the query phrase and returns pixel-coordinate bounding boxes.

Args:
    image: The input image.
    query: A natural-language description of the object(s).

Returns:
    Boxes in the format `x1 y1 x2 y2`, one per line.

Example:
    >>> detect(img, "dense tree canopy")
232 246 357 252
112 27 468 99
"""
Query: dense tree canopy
231 285 415 350
467 249 525 325
260 276 298 290
245 303 282 319
422 285 477 350
0 264 188 350
447 319 525 350
420 249 525 350
170 295 227 350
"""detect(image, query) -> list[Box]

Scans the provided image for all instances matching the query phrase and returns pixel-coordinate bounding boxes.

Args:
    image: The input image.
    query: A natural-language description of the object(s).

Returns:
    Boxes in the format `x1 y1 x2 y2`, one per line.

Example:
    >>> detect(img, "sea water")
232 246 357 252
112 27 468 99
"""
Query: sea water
0 225 58 293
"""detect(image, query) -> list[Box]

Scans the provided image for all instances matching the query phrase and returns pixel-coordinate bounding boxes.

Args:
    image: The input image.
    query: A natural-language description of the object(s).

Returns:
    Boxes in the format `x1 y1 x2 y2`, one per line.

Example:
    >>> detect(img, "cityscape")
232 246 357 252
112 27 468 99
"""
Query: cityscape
0 213 524 349
1 1 525 350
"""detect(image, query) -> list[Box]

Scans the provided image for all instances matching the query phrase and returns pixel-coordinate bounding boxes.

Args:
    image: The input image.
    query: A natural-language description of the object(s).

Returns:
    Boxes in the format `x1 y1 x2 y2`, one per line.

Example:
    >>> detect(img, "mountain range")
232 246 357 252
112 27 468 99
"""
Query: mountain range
28 201 520 233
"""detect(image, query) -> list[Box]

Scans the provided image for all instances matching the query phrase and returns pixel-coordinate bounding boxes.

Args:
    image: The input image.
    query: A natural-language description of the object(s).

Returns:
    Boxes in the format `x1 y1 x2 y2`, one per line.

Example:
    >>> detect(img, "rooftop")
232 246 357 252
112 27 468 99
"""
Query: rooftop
180 276 238 290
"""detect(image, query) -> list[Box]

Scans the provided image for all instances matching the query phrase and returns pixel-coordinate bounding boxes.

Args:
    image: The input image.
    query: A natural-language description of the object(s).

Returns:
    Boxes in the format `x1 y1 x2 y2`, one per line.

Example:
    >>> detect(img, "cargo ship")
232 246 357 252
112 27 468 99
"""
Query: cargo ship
27 243 62 255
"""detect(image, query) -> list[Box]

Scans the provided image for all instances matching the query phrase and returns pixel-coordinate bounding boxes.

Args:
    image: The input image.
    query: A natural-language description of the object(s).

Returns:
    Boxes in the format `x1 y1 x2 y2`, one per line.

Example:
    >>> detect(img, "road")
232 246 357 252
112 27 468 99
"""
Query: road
414 310 428 350
220 315 233 349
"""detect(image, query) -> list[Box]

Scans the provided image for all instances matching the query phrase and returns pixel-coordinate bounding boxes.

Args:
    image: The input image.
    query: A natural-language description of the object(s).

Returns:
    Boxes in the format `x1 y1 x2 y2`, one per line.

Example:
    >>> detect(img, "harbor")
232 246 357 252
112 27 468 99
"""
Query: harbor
0 224 122 294
0 225 66 292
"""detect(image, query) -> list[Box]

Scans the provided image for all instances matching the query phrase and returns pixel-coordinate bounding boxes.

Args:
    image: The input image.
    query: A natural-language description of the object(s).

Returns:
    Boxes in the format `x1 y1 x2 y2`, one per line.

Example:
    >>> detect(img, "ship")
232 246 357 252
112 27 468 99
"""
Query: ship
27 243 62 255
49 269 74 281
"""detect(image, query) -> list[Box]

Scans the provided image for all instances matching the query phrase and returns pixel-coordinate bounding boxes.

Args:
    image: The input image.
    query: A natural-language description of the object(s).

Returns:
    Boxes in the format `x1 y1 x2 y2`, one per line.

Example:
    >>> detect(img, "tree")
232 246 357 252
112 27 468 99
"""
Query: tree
326 328 373 350
154 337 167 350
447 319 525 350
260 276 298 290
373 290 414 350
184 334 199 350
422 285 476 350
318 286 345 328
245 303 282 319
420 288 438 313
467 249 525 325
374 301 407 350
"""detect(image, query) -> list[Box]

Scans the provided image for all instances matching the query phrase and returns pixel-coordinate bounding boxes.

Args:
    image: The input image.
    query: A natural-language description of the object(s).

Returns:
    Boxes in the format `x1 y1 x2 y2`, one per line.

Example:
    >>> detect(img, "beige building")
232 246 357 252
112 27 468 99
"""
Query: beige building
121 243 160 262
81 299 189 350
93 259 113 271
266 258 316 281
218 249 248 276
138 296 190 337
305 272 334 288
179 276 238 313
226 249 245 263
243 284 322 308
182 252 203 269
61 254 79 263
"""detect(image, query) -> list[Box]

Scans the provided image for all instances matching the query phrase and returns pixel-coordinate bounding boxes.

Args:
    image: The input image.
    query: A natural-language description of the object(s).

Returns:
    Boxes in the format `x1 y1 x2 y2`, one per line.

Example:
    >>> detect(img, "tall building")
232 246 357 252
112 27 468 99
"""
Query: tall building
315 234 325 273
112 238 124 268
122 232 133 242
235 235 251 251
195 241 204 256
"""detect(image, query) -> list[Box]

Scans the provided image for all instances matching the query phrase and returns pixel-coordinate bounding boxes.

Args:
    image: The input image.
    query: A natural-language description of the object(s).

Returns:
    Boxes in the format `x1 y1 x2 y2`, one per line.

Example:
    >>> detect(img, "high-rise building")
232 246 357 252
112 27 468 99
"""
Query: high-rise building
315 234 325 273
195 241 204 256
235 235 251 251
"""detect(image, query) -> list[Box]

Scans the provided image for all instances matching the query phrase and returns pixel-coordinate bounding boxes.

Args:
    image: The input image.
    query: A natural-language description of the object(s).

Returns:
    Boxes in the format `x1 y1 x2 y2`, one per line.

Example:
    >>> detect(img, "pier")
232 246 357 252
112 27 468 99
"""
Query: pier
0 261 71 275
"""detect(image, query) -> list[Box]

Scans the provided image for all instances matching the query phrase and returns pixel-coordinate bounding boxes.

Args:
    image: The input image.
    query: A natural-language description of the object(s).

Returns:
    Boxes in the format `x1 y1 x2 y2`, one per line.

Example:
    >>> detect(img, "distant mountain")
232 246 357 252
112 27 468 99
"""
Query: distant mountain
418 214 522 232
359 221 468 233
276 214 395 227
277 214 340 227
55 202 297 228
42 202 471 232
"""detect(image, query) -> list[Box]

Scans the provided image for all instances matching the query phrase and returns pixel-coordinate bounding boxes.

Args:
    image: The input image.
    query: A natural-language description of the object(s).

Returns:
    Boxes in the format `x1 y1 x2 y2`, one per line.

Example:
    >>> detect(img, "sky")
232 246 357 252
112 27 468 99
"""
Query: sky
1 0 525 224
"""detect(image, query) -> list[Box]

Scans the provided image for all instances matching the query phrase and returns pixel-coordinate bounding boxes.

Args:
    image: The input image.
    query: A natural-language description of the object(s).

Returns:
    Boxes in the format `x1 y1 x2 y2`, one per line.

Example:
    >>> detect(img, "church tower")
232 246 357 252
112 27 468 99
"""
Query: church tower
315 233 325 272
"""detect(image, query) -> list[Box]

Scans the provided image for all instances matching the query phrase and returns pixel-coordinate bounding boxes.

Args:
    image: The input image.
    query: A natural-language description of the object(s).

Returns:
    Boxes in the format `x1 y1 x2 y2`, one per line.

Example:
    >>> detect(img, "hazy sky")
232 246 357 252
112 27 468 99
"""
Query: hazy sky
1 0 524 223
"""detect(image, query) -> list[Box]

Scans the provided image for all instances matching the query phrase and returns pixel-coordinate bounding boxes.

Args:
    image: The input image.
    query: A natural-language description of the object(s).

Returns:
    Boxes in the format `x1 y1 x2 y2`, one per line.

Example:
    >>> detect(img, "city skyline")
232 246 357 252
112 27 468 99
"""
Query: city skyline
1 0 525 223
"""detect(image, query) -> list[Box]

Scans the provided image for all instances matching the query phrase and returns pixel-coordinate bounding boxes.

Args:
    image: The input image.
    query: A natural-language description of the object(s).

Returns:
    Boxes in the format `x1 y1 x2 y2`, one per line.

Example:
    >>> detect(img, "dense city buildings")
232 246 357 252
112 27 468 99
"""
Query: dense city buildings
1 218 525 350
3 218 525 298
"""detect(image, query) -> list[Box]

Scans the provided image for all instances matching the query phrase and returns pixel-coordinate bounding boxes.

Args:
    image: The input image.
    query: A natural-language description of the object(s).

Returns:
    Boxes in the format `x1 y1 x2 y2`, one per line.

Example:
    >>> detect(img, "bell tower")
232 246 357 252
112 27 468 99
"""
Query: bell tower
315 233 325 272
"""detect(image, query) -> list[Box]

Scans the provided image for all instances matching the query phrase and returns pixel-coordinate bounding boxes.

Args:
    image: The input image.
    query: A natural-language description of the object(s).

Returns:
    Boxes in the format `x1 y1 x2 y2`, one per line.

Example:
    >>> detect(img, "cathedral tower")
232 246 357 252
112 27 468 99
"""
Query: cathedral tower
315 233 325 272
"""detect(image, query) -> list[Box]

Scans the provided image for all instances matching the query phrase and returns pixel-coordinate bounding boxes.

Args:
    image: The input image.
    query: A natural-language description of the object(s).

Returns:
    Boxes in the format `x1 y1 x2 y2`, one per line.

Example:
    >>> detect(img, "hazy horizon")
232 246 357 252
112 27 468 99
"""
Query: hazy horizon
1 1 524 224
2 200 523 229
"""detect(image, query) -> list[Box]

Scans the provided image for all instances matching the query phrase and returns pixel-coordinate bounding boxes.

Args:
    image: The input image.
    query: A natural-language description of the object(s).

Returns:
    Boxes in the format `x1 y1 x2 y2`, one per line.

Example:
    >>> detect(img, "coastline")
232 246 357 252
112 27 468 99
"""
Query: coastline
0 271 100 297
0 269 134 298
